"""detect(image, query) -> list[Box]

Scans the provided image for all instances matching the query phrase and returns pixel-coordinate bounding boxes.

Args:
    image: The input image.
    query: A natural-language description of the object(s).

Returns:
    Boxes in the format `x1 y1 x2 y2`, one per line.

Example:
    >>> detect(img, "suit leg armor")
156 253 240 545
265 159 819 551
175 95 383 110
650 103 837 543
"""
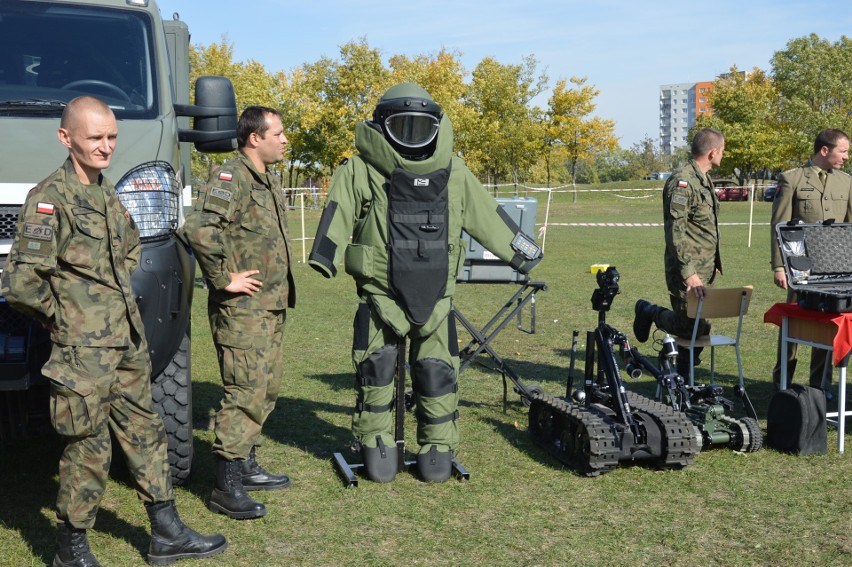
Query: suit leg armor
410 316 459 482
351 301 400 481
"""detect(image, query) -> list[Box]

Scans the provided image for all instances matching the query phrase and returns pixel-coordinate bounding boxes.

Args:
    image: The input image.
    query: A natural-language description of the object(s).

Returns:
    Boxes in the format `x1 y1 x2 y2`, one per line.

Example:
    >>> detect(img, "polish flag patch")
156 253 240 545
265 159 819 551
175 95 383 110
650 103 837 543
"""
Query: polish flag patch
218 172 233 181
678 180 688 188
36 202 55 215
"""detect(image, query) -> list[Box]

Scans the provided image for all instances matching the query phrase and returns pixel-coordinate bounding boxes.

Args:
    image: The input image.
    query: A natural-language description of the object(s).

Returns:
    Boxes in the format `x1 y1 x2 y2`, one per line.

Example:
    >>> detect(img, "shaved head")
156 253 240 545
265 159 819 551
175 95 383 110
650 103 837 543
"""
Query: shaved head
60 96 114 130
58 96 118 184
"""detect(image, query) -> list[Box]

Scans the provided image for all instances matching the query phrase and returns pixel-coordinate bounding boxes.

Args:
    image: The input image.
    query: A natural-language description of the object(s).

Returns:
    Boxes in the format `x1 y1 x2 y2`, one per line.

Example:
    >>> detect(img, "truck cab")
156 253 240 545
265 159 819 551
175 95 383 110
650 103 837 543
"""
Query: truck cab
0 0 237 483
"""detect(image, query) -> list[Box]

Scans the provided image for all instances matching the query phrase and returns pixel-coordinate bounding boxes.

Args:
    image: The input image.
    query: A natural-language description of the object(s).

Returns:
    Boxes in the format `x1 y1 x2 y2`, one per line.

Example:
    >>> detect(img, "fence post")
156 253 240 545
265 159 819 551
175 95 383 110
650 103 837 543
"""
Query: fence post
300 191 306 264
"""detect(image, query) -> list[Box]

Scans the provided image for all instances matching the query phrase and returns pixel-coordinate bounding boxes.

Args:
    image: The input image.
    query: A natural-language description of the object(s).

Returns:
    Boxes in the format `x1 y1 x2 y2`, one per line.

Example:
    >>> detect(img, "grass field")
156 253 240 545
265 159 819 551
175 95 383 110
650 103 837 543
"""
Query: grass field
2 189 852 566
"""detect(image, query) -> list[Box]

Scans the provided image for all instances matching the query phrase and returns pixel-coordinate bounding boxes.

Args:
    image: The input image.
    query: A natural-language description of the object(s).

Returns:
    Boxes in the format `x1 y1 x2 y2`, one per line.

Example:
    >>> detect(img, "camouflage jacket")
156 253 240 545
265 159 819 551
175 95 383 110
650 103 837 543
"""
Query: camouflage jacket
182 153 295 310
663 159 722 296
769 161 852 270
1 158 144 346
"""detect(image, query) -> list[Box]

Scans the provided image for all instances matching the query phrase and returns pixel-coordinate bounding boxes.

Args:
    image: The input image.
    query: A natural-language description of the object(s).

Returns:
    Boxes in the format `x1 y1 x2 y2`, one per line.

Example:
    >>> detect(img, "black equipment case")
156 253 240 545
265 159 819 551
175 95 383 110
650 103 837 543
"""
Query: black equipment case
766 384 827 455
775 221 852 313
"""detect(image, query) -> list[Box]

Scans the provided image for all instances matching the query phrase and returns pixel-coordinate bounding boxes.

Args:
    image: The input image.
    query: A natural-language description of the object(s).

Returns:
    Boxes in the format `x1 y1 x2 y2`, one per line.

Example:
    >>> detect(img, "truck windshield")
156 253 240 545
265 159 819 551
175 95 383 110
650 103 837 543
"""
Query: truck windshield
0 1 158 119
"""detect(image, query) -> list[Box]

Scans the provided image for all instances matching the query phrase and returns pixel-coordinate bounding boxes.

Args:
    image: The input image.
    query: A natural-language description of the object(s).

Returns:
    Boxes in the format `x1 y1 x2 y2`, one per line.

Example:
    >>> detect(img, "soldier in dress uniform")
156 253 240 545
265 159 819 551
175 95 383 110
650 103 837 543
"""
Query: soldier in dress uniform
770 128 852 391
182 106 295 519
633 128 726 377
1 96 227 566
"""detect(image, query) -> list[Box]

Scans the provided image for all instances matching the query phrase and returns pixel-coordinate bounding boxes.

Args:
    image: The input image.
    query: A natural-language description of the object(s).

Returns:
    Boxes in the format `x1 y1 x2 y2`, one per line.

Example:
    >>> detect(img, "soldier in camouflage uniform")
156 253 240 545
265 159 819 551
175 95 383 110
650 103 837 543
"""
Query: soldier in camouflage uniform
0 96 227 566
770 128 852 391
633 128 725 376
182 106 295 520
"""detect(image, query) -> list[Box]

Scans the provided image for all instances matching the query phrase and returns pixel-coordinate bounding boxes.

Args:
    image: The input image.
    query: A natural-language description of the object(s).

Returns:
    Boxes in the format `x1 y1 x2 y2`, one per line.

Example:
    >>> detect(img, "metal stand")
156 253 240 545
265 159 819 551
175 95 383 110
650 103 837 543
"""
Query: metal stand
454 280 547 411
332 336 470 487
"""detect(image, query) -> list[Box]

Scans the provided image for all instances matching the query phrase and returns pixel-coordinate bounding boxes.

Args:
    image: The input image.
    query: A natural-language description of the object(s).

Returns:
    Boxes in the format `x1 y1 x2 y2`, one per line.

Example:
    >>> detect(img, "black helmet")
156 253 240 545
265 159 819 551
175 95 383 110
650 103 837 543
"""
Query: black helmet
372 83 442 160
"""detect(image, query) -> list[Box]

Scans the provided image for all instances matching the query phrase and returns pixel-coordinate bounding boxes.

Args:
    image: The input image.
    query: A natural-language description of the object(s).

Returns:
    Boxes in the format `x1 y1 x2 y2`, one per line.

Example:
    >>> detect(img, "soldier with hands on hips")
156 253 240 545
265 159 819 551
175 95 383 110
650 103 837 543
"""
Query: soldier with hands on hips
182 106 295 519
633 128 726 377
770 128 852 391
0 96 227 566
309 83 542 483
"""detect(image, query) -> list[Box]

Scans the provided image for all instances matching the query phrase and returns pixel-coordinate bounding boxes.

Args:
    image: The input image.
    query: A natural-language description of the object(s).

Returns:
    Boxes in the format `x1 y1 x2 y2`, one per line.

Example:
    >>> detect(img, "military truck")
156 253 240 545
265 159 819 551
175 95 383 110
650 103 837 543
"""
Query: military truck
0 0 238 484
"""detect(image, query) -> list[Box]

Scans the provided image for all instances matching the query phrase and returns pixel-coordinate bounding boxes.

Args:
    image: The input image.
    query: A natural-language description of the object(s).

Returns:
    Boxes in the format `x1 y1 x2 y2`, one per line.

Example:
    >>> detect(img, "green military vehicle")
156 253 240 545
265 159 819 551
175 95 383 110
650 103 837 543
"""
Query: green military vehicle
0 0 237 484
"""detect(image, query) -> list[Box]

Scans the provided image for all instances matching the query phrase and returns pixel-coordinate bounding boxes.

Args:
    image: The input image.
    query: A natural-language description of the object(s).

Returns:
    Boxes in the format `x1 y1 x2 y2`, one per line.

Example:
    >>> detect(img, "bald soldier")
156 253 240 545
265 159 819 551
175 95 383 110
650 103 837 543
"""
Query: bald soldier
770 128 852 392
1 96 227 566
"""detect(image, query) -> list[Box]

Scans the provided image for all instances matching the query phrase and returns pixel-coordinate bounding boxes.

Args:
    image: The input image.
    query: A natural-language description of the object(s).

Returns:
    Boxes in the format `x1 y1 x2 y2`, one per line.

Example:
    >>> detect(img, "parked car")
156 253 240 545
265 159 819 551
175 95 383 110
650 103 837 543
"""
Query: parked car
763 184 778 201
712 178 749 201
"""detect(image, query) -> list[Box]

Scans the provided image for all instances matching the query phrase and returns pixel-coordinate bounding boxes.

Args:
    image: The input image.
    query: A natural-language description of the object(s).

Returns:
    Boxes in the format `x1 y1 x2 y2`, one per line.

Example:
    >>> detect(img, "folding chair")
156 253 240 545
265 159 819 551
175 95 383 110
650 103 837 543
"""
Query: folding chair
675 286 753 387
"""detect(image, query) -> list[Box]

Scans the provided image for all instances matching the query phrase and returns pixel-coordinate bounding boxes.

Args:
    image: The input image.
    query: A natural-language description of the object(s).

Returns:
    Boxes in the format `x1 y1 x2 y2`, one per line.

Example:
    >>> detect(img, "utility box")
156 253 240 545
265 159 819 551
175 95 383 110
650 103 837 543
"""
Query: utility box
458 197 539 283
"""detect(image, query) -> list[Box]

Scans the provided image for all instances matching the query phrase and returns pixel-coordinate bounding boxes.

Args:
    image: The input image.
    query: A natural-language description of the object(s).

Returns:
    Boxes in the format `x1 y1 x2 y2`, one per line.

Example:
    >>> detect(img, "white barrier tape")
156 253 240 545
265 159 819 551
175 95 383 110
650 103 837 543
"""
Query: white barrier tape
541 222 770 228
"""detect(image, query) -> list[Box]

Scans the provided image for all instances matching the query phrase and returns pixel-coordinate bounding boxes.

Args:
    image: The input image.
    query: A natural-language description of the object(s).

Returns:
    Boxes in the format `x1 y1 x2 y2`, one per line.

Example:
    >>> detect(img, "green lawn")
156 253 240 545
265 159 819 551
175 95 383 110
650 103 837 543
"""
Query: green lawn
3 192 852 566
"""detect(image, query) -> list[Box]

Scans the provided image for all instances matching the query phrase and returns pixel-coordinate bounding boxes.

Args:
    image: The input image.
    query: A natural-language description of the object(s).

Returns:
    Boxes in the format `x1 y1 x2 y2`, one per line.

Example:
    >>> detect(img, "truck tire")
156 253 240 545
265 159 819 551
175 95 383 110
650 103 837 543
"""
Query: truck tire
151 329 193 486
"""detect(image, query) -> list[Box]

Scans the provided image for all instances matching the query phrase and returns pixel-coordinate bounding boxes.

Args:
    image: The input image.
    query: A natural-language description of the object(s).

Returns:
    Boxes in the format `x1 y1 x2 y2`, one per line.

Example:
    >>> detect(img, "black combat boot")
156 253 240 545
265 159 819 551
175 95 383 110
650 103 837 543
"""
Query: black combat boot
241 446 291 491
145 501 227 565
416 445 453 483
361 435 398 483
53 522 101 567
208 455 267 520
633 300 661 343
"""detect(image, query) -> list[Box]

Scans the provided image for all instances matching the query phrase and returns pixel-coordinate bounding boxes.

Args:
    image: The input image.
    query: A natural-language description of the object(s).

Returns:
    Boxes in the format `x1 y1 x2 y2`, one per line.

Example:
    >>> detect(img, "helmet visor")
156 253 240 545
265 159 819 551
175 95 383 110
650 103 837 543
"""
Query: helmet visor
383 112 440 148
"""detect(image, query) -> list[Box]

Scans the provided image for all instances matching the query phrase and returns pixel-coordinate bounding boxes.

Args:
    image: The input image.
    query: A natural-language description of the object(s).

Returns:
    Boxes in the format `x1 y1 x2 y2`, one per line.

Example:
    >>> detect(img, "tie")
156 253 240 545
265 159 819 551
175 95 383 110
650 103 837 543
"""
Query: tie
818 169 827 188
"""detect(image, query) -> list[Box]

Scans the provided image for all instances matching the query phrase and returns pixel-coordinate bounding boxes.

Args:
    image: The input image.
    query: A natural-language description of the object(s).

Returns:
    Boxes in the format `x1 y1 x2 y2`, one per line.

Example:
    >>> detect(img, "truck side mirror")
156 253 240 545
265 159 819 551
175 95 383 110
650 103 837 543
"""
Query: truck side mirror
175 76 238 153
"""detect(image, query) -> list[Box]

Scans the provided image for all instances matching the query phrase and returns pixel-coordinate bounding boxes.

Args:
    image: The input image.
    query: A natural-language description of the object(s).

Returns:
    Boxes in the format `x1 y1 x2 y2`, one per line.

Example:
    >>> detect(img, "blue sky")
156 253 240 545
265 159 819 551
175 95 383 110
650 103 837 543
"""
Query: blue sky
157 0 850 148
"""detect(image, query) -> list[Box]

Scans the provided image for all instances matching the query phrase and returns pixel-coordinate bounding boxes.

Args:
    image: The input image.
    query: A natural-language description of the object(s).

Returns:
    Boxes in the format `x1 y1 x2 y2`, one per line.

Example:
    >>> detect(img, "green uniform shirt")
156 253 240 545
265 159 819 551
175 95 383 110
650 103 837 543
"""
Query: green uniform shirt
310 116 532 335
663 159 722 297
1 158 143 346
183 153 296 310
770 160 852 270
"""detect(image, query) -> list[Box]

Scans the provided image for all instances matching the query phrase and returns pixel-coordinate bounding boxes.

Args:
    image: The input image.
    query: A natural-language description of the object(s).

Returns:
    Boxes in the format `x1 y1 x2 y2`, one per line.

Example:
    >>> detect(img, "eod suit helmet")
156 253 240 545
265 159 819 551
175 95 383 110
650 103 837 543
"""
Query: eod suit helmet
370 83 443 161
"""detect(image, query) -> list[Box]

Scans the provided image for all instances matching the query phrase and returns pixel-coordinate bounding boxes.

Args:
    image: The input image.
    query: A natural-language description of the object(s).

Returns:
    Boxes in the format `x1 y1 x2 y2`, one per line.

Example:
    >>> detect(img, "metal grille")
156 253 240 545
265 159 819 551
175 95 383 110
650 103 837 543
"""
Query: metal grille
117 188 179 237
0 206 21 240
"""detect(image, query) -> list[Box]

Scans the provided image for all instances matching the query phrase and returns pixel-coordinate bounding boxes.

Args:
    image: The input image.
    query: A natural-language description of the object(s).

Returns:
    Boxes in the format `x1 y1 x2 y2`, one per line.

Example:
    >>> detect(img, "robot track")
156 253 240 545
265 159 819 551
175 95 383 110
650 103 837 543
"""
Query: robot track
528 392 701 476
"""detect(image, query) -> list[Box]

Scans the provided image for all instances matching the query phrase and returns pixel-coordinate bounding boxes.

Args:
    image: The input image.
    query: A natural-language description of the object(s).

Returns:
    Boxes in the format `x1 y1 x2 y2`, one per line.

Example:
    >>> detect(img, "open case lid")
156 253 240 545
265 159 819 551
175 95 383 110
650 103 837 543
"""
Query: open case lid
775 221 852 290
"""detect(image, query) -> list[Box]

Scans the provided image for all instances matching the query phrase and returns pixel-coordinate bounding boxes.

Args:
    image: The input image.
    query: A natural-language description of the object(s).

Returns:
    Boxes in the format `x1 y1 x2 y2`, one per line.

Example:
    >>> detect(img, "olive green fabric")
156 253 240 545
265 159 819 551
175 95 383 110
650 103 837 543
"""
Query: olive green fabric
1 158 173 529
183 153 296 310
352 297 459 452
183 152 296 461
2 158 145 346
208 305 286 459
310 106 537 454
663 159 722 301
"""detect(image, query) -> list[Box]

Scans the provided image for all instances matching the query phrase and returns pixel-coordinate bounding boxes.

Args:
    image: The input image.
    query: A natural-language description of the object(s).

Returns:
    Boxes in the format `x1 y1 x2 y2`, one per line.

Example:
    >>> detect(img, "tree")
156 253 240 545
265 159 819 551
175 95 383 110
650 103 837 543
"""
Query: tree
292 38 390 176
699 66 791 183
465 55 548 185
626 136 669 180
771 34 852 161
547 77 618 191
189 38 282 185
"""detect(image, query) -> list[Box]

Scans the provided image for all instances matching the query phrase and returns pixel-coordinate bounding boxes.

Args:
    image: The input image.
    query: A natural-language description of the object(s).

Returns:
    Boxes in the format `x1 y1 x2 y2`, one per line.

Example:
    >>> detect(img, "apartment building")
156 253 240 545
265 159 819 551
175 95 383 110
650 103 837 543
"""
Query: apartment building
659 81 714 154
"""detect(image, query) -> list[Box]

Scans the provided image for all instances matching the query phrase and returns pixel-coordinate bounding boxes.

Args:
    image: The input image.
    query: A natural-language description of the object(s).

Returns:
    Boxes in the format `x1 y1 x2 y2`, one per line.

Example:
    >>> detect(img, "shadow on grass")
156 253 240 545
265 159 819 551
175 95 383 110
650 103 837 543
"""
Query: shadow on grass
0 431 176 564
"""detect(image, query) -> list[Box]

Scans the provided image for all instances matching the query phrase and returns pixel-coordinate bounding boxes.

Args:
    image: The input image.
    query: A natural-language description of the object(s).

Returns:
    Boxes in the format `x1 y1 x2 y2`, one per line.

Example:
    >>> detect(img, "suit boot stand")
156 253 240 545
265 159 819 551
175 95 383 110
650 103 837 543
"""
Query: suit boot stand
333 336 471 488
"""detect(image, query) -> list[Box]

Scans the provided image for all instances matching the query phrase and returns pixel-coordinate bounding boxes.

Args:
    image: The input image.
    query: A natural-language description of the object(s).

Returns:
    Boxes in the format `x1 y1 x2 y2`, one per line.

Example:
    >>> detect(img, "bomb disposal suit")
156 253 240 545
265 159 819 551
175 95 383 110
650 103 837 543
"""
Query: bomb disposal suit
309 83 542 482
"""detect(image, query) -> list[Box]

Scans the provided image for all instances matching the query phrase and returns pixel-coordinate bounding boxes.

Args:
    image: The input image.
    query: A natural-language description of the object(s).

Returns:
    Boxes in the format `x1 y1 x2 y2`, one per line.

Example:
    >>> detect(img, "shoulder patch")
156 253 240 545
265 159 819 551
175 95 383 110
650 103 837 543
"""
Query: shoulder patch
210 187 232 203
672 195 688 207
678 180 689 188
24 222 53 241
36 202 55 215
218 171 233 182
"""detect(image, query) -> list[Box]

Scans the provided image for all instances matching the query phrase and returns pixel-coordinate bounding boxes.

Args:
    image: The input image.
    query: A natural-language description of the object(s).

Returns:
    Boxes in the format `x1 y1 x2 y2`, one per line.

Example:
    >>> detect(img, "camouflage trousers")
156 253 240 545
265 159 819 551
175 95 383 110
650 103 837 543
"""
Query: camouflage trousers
351 298 460 453
209 304 287 460
42 336 173 529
